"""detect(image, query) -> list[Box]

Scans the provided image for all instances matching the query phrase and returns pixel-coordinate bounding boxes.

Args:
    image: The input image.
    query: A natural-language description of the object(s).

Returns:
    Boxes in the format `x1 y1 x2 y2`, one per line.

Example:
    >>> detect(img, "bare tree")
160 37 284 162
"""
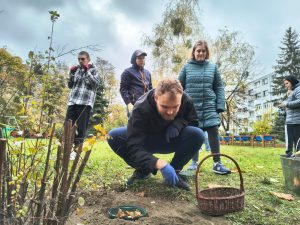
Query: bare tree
211 28 255 132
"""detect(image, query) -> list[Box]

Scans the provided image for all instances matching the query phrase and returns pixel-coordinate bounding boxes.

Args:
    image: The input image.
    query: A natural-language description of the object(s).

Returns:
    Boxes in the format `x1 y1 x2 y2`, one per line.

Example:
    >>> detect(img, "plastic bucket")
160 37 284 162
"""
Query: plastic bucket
280 156 300 195
1 127 14 138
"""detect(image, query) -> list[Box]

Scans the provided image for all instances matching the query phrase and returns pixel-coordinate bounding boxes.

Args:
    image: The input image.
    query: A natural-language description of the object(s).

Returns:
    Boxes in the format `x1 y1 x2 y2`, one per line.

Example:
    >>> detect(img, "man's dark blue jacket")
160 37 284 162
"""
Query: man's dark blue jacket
120 50 152 105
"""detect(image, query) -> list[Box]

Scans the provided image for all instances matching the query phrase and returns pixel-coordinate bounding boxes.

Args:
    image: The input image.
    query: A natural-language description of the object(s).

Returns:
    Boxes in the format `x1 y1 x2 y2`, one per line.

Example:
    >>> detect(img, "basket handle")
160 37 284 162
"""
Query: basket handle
195 153 244 197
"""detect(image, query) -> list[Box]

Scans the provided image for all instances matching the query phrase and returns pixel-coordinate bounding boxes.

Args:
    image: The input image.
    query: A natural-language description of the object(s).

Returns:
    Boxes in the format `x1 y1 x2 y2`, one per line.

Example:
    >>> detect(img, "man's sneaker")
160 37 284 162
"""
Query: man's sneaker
280 152 293 158
213 162 231 175
187 161 198 170
175 177 190 191
126 170 151 186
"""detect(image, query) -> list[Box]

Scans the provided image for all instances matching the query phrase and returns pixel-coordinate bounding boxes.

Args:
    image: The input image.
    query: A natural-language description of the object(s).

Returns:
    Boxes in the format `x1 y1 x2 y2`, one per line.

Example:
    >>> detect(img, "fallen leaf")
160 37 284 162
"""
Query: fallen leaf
150 201 155 204
230 168 245 173
263 205 275 212
252 205 260 210
78 196 85 206
76 207 84 216
256 165 264 169
208 183 226 189
136 191 145 197
231 168 238 173
270 191 294 201
269 178 279 183
294 177 300 187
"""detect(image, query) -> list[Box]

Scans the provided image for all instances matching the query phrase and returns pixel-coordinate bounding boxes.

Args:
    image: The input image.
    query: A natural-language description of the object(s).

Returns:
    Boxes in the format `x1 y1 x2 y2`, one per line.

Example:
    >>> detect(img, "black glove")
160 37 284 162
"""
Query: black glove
166 124 179 143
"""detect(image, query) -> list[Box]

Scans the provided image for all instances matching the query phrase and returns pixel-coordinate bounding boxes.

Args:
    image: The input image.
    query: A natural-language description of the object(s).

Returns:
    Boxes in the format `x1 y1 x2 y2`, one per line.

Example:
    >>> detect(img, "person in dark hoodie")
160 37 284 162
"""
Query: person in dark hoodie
108 78 205 190
279 75 300 157
120 50 152 117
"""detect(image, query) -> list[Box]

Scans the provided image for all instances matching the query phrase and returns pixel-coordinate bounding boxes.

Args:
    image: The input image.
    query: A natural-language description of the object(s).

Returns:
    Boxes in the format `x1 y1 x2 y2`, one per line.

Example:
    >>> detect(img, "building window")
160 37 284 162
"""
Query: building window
264 102 269 109
248 100 254 106
255 81 261 87
263 90 268 97
255 93 261 99
255 104 261 110
256 115 262 120
249 112 254 117
248 89 253 95
262 78 268 85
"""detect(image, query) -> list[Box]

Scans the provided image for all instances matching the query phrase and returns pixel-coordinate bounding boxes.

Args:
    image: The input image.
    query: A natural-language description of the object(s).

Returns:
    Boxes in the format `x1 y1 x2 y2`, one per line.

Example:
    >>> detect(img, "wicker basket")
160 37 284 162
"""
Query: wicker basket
195 153 245 216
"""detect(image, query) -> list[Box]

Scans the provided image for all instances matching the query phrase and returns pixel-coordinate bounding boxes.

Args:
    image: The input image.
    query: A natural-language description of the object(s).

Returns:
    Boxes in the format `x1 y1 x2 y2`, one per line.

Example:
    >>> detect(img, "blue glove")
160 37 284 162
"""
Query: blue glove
165 124 179 143
160 164 179 186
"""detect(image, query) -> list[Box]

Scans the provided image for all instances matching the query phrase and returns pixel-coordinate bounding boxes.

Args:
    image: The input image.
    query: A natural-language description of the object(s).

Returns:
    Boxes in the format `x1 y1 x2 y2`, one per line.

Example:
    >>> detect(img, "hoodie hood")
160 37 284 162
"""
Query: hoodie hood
293 83 300 90
130 50 147 68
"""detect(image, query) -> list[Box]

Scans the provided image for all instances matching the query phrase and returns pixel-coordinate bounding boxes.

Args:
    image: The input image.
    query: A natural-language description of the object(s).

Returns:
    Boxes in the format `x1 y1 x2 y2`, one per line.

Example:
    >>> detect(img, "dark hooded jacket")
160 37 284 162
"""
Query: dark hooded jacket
120 50 152 105
126 89 199 172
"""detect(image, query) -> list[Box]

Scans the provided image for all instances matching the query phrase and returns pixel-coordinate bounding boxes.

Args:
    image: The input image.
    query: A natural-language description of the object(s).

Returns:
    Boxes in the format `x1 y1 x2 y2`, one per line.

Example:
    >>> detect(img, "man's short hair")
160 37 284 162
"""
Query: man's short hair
78 51 90 60
155 78 183 98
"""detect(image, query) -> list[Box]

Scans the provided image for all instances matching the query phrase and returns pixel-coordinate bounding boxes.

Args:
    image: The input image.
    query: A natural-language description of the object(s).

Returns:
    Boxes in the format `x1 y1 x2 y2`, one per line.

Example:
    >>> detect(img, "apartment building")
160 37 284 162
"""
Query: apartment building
232 72 283 133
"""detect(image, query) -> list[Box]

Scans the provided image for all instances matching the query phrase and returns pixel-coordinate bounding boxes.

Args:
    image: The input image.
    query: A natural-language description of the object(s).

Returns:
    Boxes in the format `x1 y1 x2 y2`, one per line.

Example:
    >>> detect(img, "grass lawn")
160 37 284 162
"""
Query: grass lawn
81 141 300 225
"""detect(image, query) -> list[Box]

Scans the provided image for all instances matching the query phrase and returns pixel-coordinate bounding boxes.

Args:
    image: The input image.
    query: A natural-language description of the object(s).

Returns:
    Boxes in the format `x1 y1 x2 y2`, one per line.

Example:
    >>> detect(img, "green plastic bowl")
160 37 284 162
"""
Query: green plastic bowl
108 205 148 220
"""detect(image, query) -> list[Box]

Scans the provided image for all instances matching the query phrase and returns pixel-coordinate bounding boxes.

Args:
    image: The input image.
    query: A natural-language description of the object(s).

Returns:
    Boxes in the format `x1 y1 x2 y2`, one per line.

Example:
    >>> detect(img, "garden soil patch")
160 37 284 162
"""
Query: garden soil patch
67 190 230 225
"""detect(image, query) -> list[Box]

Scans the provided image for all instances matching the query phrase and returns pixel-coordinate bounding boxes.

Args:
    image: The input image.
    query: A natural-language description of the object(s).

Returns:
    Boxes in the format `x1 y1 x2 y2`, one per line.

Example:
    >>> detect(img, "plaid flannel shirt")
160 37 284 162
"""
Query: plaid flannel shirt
67 63 100 108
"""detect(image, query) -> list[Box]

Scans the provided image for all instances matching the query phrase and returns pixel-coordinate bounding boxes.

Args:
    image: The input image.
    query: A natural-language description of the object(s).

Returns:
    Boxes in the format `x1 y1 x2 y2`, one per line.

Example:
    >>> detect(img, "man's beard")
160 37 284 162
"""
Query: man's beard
159 113 175 121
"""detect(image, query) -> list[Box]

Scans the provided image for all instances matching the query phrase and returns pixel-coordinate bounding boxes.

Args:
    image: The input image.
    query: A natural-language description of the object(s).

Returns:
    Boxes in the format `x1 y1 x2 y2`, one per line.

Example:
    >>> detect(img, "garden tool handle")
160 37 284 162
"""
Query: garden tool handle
195 153 244 197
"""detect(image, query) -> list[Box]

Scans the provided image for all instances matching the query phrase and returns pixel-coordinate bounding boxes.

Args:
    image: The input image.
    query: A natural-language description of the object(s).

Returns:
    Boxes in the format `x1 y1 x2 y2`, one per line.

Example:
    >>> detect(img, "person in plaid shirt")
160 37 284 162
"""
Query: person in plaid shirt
66 51 100 146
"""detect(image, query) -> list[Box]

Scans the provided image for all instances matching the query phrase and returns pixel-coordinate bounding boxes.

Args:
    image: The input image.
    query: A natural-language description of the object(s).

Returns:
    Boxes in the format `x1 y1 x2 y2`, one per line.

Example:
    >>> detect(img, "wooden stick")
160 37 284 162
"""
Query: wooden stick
0 139 6 224
63 149 92 221
34 124 56 225
55 120 72 223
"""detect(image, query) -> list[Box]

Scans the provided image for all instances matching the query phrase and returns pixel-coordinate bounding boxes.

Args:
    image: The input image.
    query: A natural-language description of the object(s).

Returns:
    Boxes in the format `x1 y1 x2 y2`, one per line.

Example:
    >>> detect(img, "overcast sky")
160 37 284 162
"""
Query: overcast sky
1 0 300 80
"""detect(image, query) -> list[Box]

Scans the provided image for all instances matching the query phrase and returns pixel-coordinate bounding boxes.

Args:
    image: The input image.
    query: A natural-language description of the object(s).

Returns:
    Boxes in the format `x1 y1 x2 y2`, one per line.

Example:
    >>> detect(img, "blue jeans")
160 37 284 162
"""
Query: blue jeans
107 126 204 172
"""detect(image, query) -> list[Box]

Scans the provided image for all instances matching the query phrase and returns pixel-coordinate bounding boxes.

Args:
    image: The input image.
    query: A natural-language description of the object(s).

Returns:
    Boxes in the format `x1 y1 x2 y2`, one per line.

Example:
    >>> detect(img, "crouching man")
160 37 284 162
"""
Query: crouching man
107 78 204 190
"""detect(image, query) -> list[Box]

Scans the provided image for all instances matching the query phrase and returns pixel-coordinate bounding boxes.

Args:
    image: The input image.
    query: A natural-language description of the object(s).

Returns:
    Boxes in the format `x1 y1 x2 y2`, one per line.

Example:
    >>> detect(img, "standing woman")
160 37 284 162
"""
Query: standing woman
279 75 300 157
178 40 231 174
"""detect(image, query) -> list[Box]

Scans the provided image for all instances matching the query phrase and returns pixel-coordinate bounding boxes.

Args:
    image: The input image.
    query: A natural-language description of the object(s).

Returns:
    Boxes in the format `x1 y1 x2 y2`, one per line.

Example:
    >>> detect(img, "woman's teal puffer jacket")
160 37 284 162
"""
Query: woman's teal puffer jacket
178 60 225 128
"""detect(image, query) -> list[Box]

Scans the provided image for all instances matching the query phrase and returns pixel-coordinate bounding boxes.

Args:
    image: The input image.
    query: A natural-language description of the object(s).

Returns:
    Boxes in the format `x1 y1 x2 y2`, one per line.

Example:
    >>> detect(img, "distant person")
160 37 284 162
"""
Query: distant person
120 50 152 117
279 75 300 157
178 40 231 174
108 78 205 190
66 51 100 147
